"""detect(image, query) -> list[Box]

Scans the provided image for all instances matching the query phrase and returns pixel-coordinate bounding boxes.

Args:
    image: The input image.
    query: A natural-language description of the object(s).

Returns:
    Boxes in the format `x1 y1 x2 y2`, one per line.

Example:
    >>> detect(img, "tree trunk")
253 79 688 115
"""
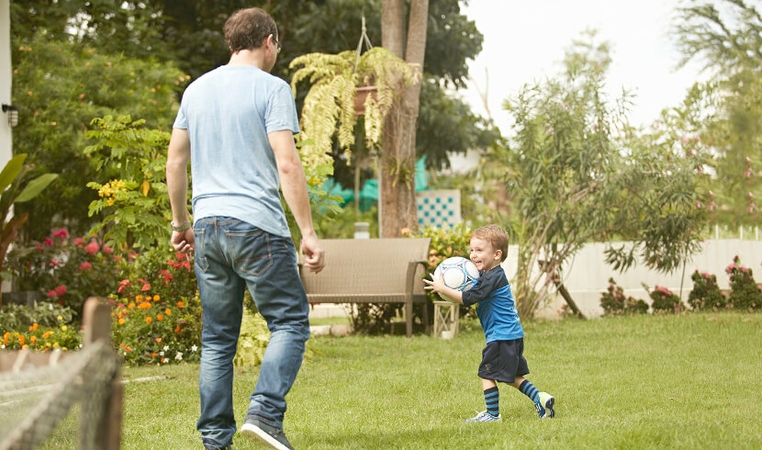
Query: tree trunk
379 0 428 237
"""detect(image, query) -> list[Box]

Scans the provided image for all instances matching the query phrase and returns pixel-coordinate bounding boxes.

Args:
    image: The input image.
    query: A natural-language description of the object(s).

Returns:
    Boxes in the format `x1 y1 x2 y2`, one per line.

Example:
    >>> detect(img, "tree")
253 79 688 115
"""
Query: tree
377 0 428 237
484 32 711 318
673 0 762 227
10 35 187 240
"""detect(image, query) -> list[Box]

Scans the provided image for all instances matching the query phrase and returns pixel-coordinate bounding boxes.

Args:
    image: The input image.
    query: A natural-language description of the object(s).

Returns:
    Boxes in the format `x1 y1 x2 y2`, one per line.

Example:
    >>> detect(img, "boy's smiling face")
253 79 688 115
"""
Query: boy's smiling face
469 236 502 273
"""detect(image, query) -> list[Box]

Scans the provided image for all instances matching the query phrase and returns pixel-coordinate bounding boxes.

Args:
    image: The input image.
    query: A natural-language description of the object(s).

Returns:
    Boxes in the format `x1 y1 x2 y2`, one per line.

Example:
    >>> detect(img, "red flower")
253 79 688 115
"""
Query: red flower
54 285 67 296
84 241 100 255
79 261 93 271
117 279 130 294
159 269 174 284
47 289 58 298
141 283 151 292
51 228 69 239
43 237 54 247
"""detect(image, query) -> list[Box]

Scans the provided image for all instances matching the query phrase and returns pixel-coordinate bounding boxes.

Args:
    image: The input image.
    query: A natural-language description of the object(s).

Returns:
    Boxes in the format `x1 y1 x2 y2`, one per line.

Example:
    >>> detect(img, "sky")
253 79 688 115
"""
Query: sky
459 0 711 134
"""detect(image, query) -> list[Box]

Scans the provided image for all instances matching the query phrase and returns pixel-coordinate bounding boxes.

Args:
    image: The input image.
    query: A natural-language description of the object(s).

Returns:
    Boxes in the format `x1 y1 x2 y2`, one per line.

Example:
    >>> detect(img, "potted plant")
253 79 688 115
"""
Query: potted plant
289 47 419 162
0 154 58 308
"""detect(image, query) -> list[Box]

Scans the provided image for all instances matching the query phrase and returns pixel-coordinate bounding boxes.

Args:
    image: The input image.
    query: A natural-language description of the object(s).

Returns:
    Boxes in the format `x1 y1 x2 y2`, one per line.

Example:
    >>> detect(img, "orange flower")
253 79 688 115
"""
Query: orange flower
118 318 125 325
128 302 136 309
177 301 184 308
136 295 144 302
138 302 152 310
29 322 39 331
165 308 172 316
153 295 161 302
174 326 181 333
155 337 162 343
42 331 52 339
145 316 153 324
157 314 164 321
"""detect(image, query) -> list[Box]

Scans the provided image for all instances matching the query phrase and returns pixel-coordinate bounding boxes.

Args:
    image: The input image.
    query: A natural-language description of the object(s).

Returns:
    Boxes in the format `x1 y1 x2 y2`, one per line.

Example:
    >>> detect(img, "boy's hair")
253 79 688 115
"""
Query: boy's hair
224 7 278 54
471 225 509 262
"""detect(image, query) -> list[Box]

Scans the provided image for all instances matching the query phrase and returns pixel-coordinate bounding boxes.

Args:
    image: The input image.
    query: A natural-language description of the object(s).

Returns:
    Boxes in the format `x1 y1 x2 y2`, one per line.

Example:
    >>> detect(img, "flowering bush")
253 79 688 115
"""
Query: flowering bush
600 278 649 315
649 284 685 313
687 270 727 311
725 256 762 311
6 228 124 315
109 292 202 366
1 315 81 351
109 247 201 366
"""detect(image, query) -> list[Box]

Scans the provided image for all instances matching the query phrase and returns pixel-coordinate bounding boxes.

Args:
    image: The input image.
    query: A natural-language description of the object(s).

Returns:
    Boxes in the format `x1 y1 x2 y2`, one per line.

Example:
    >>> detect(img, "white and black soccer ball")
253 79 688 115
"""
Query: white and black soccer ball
433 256 479 299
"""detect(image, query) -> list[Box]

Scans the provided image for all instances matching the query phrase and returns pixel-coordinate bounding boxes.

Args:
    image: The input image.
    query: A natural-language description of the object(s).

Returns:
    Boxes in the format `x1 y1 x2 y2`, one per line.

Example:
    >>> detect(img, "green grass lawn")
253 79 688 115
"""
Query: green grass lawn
39 313 762 449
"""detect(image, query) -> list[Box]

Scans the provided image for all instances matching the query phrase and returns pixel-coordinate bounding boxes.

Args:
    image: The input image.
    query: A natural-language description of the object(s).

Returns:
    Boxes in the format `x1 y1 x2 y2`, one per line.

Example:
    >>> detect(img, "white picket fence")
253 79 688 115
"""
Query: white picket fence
500 239 762 319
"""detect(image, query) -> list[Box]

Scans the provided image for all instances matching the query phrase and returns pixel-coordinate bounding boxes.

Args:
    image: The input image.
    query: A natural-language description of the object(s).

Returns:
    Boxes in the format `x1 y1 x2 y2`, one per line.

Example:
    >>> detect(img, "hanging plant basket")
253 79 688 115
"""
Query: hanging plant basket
290 48 419 160
354 85 378 116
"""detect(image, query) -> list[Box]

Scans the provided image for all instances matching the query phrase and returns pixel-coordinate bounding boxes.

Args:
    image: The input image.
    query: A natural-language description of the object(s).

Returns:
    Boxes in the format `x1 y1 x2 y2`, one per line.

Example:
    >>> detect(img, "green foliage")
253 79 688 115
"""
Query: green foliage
687 270 727 311
724 255 762 311
84 115 174 250
10 35 187 240
0 302 75 334
672 1 762 228
234 301 271 368
487 31 710 318
290 47 417 162
599 278 648 316
5 228 123 315
647 284 685 314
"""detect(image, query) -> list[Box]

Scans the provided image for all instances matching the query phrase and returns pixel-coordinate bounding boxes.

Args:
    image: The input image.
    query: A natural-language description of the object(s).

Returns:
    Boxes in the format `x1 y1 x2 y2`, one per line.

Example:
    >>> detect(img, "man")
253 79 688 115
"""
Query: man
166 7 325 450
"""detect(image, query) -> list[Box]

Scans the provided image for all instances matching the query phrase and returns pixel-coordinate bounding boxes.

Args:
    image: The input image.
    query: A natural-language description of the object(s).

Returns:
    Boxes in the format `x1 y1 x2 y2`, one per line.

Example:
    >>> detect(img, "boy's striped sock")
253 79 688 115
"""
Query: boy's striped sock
484 387 500 417
518 379 540 404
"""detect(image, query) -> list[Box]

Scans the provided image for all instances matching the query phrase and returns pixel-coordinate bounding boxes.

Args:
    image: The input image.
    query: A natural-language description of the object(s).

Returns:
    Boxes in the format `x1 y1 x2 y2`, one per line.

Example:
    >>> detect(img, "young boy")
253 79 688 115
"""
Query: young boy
424 224 555 422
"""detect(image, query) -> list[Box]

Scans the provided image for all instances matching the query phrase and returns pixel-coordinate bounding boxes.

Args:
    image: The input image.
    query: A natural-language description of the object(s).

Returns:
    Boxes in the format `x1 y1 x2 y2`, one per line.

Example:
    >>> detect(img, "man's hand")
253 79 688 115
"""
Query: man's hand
300 234 325 273
171 229 194 254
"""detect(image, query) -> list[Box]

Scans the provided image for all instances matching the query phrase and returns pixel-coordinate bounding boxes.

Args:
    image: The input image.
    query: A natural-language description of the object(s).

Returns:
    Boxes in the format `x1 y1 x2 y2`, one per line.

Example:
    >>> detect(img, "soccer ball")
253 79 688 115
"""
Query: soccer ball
433 256 479 299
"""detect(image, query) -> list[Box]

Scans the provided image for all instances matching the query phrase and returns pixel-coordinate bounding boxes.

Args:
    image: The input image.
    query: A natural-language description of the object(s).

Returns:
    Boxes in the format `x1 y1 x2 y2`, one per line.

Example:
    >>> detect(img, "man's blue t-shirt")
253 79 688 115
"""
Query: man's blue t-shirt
461 265 524 343
173 65 300 237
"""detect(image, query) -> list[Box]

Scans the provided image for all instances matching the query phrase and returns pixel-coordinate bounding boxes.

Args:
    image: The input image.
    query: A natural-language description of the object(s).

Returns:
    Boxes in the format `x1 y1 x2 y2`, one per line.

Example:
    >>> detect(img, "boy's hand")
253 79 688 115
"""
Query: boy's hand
423 273 446 293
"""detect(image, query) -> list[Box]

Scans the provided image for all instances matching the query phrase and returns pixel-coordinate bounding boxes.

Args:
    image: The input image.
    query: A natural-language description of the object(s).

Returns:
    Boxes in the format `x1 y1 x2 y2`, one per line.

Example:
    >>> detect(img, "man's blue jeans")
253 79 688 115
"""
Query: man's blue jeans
193 217 310 449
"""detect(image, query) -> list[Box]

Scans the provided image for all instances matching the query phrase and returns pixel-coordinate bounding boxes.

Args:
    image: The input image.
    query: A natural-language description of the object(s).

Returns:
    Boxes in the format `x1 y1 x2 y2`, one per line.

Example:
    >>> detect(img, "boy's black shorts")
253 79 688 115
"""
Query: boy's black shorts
477 338 530 384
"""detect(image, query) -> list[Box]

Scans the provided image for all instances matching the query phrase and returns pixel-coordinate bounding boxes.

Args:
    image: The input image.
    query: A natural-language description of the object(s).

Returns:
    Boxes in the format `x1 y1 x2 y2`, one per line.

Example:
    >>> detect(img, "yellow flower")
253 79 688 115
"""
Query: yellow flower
153 295 161 301
61 325 67 331
118 318 125 325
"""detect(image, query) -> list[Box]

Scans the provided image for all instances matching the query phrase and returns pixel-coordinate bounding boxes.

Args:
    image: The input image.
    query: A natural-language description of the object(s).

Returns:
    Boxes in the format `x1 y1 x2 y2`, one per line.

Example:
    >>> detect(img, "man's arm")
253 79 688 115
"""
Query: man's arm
268 130 325 273
166 128 194 253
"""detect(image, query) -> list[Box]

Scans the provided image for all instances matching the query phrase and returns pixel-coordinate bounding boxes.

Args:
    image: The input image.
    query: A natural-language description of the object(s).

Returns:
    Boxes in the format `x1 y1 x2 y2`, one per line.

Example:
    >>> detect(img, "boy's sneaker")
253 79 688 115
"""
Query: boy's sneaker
536 392 555 418
465 411 502 423
240 417 294 450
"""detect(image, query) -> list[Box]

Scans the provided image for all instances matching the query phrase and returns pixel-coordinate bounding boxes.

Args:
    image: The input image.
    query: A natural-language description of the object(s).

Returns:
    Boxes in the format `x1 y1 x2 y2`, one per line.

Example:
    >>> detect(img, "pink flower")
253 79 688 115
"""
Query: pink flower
73 237 85 247
141 283 151 292
79 262 93 271
51 228 69 239
103 246 114 254
117 279 130 294
47 290 58 298
54 285 67 296
84 240 100 255
43 237 54 247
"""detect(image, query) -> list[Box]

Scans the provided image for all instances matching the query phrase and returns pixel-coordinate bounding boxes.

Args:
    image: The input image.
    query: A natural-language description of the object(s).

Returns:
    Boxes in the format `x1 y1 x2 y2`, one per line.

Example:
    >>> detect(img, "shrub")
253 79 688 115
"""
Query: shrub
6 228 124 316
0 301 76 333
649 285 685 313
725 256 762 311
687 270 727 311
600 278 649 315
1 315 82 351
109 292 202 366
109 247 201 366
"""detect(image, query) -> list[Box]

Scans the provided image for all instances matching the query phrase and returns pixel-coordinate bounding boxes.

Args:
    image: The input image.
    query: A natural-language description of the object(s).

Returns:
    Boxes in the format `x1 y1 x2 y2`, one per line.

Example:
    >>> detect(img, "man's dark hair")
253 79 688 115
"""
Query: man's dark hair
224 7 278 53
